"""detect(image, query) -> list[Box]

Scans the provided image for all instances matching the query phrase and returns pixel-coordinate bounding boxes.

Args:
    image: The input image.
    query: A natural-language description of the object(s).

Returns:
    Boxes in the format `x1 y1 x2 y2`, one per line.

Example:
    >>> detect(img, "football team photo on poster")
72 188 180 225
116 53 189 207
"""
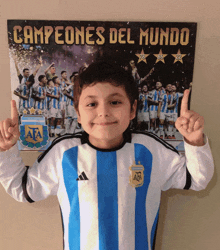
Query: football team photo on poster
7 20 197 152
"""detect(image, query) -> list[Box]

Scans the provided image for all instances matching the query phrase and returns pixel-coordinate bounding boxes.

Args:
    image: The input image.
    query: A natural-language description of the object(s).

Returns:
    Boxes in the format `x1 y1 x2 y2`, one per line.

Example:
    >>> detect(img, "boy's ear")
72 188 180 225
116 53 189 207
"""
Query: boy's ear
130 100 137 120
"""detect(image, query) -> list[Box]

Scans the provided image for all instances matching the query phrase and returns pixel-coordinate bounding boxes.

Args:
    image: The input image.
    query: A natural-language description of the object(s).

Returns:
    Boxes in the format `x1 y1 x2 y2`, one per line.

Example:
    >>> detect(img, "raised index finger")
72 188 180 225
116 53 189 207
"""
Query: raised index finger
11 100 19 125
180 89 190 116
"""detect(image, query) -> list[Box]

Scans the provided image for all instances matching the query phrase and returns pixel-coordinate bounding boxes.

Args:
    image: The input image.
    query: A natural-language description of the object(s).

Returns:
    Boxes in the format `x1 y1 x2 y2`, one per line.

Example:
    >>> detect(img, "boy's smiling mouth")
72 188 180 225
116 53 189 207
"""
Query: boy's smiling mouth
93 121 117 126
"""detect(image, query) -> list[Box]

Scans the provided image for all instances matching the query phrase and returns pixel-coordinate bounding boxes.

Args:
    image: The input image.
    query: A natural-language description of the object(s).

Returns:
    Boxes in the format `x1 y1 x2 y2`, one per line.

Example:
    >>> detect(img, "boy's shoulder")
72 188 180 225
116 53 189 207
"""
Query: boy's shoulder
130 130 179 155
37 132 84 163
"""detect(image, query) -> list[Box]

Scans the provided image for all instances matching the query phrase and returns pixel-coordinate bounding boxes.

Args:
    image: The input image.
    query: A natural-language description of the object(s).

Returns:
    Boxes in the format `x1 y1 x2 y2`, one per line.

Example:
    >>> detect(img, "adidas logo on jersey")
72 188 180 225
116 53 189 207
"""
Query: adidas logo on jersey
76 172 89 181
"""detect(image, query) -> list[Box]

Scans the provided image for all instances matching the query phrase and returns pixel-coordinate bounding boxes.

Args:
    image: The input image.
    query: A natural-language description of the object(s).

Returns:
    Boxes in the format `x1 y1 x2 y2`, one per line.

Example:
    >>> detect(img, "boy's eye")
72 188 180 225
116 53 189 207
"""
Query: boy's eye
111 101 122 105
87 103 96 107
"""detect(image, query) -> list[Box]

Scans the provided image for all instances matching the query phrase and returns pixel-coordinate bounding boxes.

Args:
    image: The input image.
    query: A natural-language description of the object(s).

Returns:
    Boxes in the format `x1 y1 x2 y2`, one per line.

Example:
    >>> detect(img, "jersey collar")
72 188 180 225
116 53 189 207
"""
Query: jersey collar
81 127 132 152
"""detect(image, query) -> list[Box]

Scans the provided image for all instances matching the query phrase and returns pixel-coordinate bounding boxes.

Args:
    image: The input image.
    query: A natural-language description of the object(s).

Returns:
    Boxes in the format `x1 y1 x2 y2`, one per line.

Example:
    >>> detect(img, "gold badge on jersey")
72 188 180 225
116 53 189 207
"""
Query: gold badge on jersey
25 125 43 144
129 161 144 188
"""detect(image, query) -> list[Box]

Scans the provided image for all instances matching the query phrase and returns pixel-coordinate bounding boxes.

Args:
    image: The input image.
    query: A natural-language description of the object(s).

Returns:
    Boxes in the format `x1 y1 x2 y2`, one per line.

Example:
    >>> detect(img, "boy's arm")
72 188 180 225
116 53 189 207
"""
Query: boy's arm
0 100 20 151
162 90 214 191
175 89 204 146
0 142 59 202
0 101 59 202
161 139 214 191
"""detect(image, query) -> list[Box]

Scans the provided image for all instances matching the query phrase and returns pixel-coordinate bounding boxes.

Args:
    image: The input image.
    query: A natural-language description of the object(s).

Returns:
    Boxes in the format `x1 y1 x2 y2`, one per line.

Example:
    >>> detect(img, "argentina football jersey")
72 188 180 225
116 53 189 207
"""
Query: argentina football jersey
19 129 192 250
34 85 46 110
0 128 214 250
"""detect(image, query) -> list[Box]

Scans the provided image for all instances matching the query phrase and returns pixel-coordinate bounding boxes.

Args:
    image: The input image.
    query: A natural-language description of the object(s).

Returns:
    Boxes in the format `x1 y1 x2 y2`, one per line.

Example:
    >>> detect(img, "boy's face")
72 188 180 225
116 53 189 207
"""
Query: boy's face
77 82 137 149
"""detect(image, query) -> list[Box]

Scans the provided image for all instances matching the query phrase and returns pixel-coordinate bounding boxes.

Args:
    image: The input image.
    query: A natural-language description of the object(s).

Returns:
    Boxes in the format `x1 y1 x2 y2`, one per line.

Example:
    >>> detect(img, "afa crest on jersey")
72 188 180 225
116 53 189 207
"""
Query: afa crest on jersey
129 161 145 188
19 115 49 149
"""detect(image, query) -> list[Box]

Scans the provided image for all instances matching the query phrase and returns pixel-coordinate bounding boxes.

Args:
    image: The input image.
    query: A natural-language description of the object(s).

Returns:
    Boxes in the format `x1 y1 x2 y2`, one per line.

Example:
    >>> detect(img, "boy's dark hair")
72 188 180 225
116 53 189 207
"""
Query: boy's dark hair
52 76 58 83
23 68 29 73
61 70 66 75
74 61 138 112
38 75 46 82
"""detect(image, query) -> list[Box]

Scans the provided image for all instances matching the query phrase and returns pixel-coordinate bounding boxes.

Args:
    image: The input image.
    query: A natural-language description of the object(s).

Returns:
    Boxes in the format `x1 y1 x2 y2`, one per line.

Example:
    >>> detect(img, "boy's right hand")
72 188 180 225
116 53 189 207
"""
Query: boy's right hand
0 100 20 151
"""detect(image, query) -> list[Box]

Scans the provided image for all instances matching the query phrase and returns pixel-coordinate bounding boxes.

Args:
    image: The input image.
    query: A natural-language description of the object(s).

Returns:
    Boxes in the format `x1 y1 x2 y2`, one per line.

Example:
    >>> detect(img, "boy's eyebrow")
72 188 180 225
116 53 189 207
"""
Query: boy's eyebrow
83 93 125 100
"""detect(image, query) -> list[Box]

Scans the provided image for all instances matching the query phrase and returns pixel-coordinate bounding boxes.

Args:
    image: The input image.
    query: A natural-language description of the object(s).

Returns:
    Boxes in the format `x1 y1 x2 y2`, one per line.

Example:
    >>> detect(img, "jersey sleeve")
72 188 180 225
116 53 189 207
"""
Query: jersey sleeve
161 136 214 191
0 143 60 202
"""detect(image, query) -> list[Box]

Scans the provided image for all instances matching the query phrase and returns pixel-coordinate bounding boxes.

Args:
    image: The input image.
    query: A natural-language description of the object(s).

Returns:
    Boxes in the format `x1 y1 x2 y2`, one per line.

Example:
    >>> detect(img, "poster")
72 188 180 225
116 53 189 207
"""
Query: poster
7 20 197 153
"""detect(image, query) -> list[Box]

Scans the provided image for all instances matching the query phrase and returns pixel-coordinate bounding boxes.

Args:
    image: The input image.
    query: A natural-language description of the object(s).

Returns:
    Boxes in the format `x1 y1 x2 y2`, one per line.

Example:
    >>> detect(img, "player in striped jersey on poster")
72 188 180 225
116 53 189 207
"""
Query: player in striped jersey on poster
50 76 62 137
13 81 30 117
148 82 165 134
157 84 176 139
0 61 214 250
33 75 47 115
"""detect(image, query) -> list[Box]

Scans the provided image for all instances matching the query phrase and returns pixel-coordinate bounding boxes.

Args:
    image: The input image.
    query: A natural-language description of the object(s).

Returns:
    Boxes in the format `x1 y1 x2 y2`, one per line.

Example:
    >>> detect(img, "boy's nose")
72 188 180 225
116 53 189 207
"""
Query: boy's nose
98 103 109 117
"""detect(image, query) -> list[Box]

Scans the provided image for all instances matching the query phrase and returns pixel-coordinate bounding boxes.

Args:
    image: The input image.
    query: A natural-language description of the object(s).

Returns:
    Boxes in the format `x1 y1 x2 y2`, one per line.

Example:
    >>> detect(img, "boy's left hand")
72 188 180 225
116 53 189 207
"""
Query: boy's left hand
175 89 205 146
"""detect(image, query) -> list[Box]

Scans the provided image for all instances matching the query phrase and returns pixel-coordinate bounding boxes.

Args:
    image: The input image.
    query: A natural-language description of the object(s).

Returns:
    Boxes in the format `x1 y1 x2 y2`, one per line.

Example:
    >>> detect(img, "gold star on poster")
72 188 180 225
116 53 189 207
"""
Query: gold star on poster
29 107 36 115
38 110 42 115
172 49 186 63
135 49 149 64
153 49 167 63
23 109 28 115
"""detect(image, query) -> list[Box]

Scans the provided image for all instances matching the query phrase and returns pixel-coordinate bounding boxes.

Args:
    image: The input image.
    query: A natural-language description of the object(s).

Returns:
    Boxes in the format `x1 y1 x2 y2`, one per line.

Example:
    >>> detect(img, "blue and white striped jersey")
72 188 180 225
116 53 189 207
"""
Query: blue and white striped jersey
174 92 184 113
61 81 67 103
159 93 175 113
34 85 46 110
14 83 30 109
52 86 61 109
0 130 214 250
148 89 165 111
28 86 35 108
46 87 53 110
66 85 74 106
139 93 149 112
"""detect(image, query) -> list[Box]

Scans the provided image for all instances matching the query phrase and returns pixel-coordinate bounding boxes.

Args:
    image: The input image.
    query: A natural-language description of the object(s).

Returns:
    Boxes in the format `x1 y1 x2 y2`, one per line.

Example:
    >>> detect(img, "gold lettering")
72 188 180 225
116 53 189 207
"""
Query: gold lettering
44 26 53 44
55 26 64 45
118 28 126 44
170 28 179 45
65 26 74 44
127 28 134 44
75 27 85 44
86 27 95 45
150 27 159 45
180 28 189 45
160 28 169 45
139 28 149 45
24 26 33 44
34 27 44 44
109 28 117 44
96 27 105 45
13 26 23 43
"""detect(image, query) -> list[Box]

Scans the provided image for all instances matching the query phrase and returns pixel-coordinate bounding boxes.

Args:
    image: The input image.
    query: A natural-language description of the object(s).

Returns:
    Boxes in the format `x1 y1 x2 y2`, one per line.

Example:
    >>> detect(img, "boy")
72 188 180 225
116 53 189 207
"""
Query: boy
0 61 214 250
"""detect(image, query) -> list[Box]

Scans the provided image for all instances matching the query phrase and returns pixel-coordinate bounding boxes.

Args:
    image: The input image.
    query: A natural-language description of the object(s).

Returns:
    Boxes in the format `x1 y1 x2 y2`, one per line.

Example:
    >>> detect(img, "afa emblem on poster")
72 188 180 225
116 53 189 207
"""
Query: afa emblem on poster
129 161 145 188
19 115 49 149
